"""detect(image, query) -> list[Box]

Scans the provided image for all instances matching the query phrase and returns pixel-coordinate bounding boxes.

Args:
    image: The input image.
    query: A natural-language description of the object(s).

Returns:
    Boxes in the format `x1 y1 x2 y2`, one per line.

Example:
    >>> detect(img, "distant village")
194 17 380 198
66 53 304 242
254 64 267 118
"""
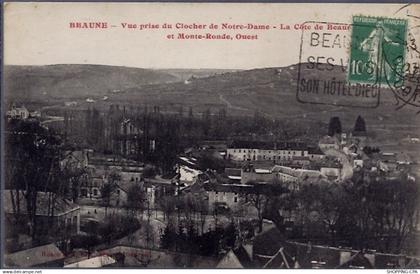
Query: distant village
4 103 420 268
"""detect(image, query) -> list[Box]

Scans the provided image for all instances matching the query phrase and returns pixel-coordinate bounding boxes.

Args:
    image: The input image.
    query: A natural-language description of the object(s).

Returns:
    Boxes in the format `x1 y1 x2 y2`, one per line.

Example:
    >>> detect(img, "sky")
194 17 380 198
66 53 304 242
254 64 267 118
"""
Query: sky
3 2 417 69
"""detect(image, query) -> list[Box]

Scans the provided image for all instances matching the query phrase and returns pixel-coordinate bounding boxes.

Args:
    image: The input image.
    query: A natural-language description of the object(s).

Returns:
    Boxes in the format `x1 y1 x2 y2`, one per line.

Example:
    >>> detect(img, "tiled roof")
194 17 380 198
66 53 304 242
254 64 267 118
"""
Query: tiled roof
5 243 64 267
263 247 296 269
337 252 374 269
272 165 323 179
65 255 116 268
203 183 255 194
4 190 79 216
94 245 219 268
217 245 254 268
308 146 324 155
253 227 286 259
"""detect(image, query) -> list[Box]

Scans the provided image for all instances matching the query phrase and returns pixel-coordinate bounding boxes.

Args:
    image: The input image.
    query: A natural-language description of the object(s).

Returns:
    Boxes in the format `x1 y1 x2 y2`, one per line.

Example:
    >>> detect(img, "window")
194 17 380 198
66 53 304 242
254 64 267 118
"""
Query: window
93 189 98 196
234 197 238 203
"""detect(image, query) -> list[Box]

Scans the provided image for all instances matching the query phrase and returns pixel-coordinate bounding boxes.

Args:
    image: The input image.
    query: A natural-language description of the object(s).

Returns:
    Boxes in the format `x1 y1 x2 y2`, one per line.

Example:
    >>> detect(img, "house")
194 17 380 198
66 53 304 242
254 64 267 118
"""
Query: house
354 159 364 168
7 105 30 120
379 152 398 172
80 175 104 198
81 153 144 200
351 130 368 147
226 140 309 162
320 165 342 180
65 255 116 268
241 164 276 185
319 136 340 151
87 153 144 180
111 180 148 207
203 183 254 211
308 146 325 160
61 150 90 169
241 164 324 191
4 190 80 236
5 243 65 267
253 232 420 269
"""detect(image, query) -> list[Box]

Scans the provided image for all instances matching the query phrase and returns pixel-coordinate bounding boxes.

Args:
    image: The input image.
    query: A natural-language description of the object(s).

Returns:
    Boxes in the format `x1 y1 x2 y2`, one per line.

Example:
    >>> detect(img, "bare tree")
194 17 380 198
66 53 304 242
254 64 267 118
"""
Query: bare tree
5 119 62 239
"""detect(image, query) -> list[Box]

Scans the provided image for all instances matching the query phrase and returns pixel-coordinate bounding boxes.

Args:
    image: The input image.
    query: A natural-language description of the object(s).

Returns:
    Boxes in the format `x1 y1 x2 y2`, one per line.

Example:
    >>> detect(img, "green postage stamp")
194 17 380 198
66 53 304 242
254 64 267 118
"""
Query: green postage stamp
348 16 407 86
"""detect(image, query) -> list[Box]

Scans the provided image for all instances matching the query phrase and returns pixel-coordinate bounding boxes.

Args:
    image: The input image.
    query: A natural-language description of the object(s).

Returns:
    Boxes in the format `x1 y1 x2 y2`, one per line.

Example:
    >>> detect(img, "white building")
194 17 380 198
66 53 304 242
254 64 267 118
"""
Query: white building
227 141 309 162
7 105 29 120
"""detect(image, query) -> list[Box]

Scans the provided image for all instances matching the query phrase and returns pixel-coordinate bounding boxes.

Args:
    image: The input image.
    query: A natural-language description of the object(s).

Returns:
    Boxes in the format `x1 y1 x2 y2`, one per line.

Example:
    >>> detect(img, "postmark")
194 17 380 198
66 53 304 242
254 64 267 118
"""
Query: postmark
296 16 418 110
296 21 381 108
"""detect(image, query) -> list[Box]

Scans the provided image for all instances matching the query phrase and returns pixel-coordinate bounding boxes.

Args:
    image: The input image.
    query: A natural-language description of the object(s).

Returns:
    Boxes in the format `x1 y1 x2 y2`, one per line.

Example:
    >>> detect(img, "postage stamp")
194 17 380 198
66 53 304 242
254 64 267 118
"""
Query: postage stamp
297 16 411 109
348 16 408 86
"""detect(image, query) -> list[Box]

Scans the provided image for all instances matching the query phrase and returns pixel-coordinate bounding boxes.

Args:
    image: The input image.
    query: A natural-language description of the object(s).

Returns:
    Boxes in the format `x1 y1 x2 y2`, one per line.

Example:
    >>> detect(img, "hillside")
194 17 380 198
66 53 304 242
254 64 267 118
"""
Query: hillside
4 63 418 137
4 64 179 101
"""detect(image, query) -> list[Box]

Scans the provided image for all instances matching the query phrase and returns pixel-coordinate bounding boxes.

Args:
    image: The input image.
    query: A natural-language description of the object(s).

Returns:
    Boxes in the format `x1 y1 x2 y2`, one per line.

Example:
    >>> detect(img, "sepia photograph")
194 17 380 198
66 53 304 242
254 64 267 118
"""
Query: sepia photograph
2 2 420 270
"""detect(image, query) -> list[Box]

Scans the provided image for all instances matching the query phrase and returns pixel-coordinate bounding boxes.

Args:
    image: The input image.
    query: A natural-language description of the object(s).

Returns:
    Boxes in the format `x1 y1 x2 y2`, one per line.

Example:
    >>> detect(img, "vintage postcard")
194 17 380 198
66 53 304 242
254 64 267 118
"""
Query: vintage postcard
2 2 420 269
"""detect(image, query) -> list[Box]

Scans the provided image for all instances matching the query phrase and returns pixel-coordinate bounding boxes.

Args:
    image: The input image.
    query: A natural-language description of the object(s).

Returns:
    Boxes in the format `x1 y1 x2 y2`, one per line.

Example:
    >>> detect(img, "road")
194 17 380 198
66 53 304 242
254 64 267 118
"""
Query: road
41 115 64 125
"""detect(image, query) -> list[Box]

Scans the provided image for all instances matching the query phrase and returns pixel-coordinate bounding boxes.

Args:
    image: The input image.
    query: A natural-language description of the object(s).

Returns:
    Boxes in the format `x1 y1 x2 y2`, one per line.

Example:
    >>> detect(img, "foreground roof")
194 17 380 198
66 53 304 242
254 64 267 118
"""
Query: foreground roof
65 255 116 268
5 243 64 267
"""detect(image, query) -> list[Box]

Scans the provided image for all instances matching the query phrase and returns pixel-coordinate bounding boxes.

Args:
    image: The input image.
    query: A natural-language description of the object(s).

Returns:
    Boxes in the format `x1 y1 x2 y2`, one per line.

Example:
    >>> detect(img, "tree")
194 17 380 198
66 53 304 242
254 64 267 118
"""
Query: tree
143 165 157 178
328 116 342 136
126 184 146 219
101 182 116 216
202 108 211 136
70 234 100 258
246 182 288 232
5 119 62 239
160 221 177 249
160 195 176 222
60 153 88 202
